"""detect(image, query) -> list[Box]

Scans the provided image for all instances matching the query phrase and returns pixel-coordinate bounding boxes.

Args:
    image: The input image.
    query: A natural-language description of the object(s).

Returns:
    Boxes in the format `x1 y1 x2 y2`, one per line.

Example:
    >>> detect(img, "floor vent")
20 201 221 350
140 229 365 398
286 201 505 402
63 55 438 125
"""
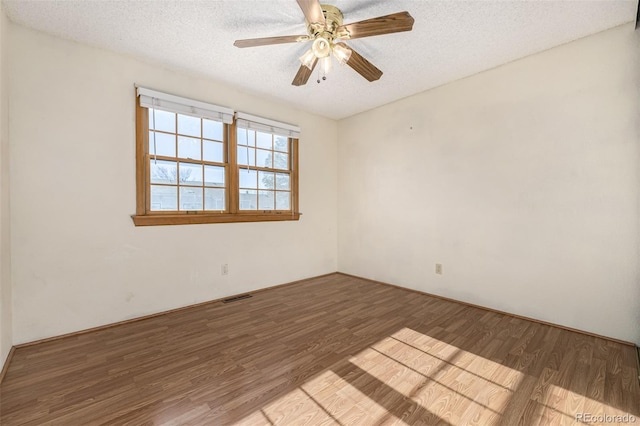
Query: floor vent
222 294 253 304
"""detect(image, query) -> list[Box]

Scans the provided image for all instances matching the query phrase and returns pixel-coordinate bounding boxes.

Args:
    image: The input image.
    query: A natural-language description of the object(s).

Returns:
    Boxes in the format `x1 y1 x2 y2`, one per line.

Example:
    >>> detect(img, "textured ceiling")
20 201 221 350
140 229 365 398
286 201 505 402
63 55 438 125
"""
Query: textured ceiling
3 0 637 119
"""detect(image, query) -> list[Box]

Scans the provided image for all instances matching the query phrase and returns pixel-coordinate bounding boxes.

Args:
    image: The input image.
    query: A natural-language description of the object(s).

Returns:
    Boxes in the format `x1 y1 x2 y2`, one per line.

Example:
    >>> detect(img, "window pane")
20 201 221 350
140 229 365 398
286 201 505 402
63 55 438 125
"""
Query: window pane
179 162 203 186
237 147 255 166
258 171 274 189
148 131 176 157
237 128 255 146
205 188 225 211
150 160 177 184
276 172 290 190
258 190 275 210
204 165 225 187
257 149 272 168
178 136 201 160
274 152 289 170
178 114 201 137
203 119 223 141
274 136 289 152
150 185 177 211
179 187 203 210
203 140 223 163
276 191 290 210
239 189 257 210
149 109 175 133
239 168 257 189
256 132 272 149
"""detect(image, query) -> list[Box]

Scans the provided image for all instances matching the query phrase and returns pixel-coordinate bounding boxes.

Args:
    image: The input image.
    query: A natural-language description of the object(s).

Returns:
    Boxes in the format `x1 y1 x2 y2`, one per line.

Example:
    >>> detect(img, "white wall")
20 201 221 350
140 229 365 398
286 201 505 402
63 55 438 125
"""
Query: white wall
0 8 12 366
7 20 639 347
338 23 640 345
10 25 338 344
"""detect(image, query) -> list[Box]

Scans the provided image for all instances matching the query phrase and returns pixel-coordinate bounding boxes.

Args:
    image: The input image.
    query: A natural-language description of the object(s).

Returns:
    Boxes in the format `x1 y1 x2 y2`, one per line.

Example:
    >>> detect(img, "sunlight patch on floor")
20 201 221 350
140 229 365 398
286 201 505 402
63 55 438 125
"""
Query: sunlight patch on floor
235 327 525 425
255 370 408 425
532 384 637 425
347 328 526 425
234 326 640 426
232 409 274 426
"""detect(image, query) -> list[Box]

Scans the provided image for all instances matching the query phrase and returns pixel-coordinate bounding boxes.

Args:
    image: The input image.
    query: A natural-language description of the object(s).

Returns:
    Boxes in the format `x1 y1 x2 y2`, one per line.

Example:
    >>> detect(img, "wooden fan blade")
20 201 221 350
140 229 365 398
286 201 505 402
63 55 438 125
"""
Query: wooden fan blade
336 42 383 82
296 0 325 25
337 11 414 40
234 35 308 48
292 58 318 86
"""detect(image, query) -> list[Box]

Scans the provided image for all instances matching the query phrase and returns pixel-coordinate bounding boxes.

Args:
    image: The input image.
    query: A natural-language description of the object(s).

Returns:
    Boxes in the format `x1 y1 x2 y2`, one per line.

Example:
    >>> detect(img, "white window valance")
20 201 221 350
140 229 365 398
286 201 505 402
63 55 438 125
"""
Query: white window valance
136 86 234 124
235 112 301 139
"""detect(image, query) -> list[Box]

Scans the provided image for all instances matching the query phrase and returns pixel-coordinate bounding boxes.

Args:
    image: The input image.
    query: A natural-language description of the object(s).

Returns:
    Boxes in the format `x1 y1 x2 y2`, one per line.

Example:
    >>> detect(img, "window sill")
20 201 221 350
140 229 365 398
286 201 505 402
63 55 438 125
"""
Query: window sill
131 212 301 226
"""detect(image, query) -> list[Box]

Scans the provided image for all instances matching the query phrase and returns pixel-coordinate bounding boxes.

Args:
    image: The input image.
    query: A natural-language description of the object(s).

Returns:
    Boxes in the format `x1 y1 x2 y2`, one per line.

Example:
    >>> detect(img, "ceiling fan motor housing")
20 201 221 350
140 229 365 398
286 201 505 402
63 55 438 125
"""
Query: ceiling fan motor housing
306 4 345 41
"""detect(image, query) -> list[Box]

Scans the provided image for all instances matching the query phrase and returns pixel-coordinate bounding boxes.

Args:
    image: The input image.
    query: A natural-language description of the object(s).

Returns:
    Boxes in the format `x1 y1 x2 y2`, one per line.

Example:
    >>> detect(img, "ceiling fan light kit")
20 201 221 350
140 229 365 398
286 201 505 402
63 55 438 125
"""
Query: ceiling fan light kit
299 48 317 69
332 43 352 65
233 0 415 86
311 37 331 59
320 56 333 76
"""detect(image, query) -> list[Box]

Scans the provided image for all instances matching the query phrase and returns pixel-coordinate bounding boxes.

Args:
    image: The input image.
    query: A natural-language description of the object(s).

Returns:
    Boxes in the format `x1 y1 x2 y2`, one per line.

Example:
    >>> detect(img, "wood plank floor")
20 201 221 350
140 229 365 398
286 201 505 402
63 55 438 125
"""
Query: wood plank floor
1 273 638 425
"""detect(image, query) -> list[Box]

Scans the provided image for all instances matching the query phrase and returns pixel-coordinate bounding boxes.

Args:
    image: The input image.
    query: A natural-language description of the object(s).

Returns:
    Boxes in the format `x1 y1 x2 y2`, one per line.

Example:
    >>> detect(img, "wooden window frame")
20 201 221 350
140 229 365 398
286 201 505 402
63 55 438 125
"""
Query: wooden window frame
132 99 300 226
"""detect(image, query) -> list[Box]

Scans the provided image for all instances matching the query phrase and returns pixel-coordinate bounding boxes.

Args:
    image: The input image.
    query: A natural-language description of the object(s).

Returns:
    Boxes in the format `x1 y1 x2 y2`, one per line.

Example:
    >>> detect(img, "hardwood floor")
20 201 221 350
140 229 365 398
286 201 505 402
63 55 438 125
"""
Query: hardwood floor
1 273 638 425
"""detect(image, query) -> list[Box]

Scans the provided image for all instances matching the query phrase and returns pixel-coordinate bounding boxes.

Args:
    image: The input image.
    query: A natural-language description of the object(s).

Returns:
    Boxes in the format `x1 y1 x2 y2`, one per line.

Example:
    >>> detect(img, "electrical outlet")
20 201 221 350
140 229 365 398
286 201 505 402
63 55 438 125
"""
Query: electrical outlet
221 264 229 275
435 263 443 275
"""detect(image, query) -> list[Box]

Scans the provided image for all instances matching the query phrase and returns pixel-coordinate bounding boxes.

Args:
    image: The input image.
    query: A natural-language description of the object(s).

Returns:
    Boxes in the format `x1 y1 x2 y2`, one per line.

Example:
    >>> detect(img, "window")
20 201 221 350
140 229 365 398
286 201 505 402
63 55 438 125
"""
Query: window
132 88 300 226
148 110 226 212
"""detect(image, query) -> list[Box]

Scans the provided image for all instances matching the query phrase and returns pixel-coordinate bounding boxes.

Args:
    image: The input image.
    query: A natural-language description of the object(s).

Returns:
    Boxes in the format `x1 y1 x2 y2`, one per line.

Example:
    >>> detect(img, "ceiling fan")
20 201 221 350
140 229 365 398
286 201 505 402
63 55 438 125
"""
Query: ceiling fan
233 0 415 86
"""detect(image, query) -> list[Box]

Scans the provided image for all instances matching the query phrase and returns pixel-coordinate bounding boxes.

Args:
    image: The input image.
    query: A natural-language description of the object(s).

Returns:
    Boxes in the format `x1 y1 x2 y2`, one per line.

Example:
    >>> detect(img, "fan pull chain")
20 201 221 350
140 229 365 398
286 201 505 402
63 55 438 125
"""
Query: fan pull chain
316 65 327 84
